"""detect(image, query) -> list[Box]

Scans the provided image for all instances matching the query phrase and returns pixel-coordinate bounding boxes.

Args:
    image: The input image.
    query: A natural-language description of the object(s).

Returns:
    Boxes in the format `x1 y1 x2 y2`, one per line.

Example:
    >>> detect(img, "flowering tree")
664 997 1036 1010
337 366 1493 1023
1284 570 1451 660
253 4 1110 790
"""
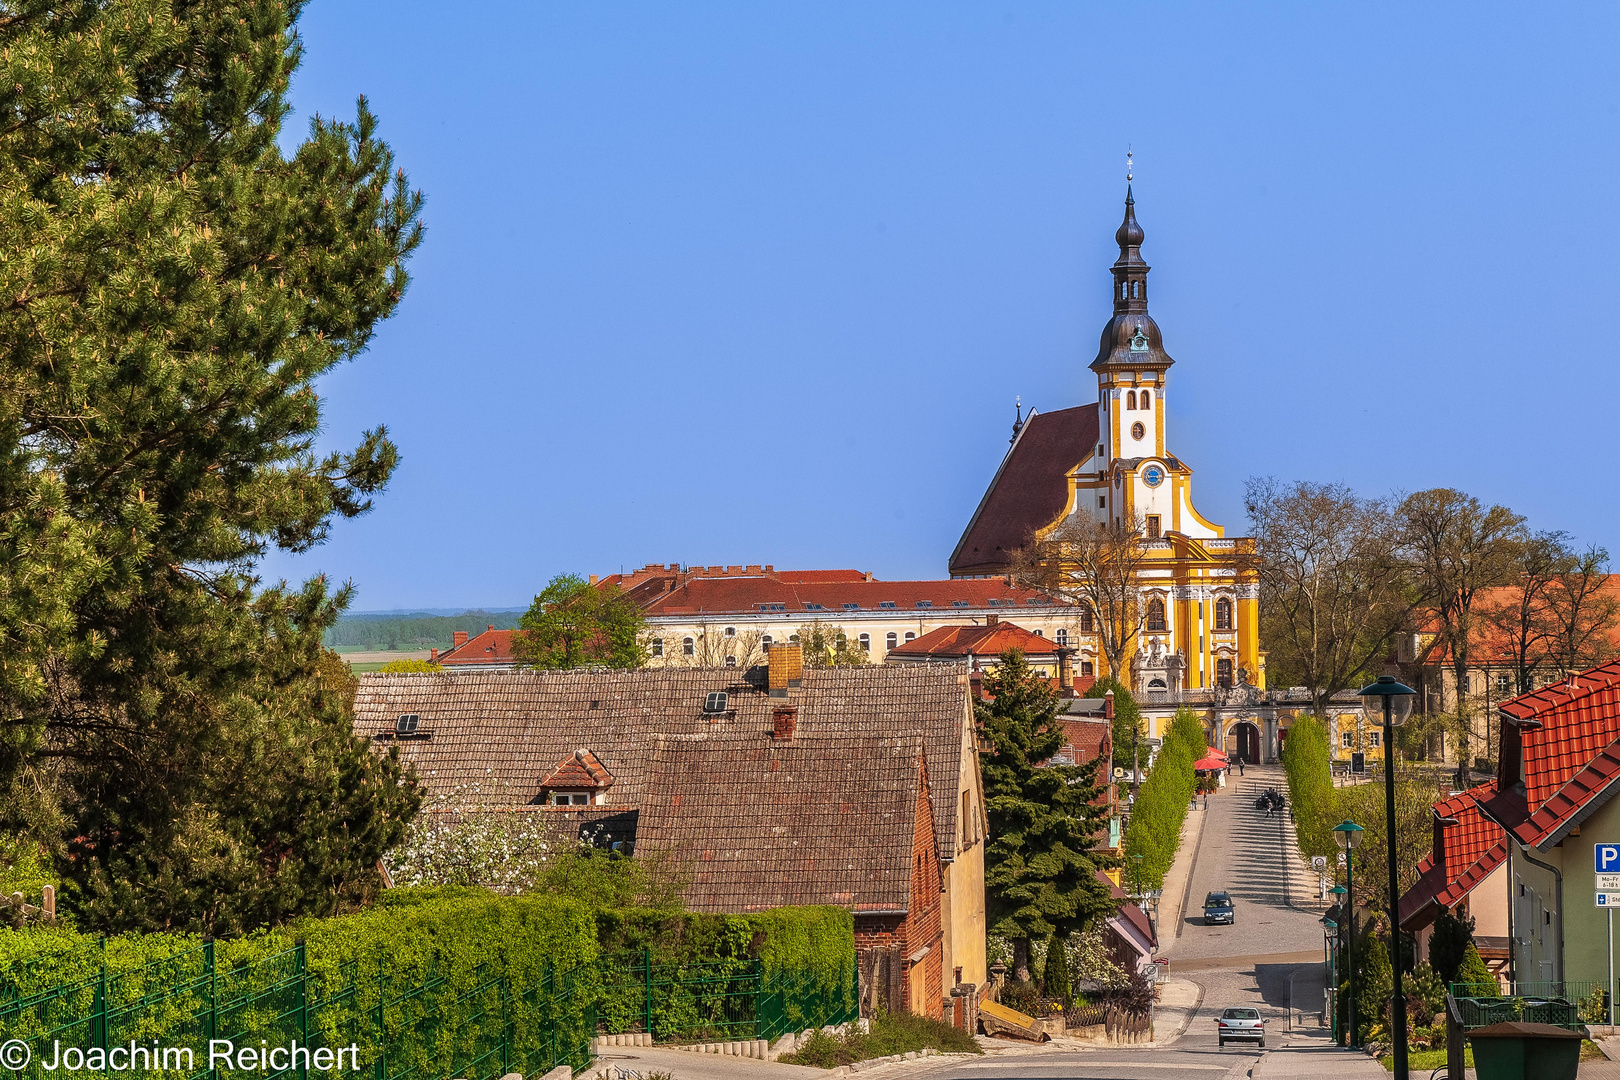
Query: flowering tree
384 777 550 893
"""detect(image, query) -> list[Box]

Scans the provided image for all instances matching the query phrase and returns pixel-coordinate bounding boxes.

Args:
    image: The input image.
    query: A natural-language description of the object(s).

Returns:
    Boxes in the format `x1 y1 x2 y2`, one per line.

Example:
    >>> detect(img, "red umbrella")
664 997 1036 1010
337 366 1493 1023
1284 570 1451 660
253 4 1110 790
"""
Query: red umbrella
1192 752 1228 772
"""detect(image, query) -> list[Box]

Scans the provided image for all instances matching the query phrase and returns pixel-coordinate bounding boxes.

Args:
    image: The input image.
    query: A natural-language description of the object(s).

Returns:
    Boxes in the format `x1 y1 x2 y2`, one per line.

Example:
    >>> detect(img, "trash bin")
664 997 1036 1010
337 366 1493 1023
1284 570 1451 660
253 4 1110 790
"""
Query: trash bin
1467 1021 1584 1080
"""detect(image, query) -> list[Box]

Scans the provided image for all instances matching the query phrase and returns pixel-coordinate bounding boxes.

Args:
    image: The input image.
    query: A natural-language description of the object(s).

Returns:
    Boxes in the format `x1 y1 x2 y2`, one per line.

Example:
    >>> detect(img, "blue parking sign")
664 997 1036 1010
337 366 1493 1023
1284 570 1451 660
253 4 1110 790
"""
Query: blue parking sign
1597 844 1620 873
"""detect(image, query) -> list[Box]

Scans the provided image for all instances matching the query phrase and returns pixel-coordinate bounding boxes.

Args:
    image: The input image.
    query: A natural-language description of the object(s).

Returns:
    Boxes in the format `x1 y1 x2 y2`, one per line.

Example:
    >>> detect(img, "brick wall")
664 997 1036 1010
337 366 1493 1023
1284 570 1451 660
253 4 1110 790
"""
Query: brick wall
907 754 945 1019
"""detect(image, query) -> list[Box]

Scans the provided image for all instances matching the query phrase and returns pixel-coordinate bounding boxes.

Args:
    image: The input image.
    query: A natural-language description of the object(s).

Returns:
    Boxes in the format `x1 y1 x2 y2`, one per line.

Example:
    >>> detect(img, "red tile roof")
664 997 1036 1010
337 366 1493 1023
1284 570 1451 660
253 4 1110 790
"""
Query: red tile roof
1055 717 1111 767
643 577 1058 617
439 627 516 666
885 621 1056 661
949 405 1100 577
1484 659 1620 848
540 748 615 791
1413 578 1620 666
1399 783 1506 930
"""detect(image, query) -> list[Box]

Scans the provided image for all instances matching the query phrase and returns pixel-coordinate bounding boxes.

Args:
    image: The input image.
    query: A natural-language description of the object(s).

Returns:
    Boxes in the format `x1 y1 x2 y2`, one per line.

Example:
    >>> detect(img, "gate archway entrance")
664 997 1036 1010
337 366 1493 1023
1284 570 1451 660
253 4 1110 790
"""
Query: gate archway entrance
1228 721 1261 764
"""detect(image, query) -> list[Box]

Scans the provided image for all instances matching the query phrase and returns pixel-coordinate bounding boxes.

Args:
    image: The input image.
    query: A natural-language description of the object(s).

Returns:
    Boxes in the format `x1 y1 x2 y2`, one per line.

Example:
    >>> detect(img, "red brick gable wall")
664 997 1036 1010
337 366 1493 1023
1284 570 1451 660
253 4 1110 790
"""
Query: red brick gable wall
907 754 945 1018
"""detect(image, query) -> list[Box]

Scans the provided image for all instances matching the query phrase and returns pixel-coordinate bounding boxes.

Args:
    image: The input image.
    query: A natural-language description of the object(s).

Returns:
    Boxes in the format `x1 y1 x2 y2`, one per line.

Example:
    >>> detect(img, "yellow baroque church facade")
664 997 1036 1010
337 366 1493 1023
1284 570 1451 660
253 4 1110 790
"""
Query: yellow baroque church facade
950 185 1278 758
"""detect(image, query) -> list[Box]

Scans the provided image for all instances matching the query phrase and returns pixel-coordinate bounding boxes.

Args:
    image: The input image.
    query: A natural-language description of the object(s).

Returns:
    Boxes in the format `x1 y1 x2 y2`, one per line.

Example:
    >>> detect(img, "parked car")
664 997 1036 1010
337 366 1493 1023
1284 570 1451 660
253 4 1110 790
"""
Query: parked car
1217 1007 1265 1047
1203 891 1235 925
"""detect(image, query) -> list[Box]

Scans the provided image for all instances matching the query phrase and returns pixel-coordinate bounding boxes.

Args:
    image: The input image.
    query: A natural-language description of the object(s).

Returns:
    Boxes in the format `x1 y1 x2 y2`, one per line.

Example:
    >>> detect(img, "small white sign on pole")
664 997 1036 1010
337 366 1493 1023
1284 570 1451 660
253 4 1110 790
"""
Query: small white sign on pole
1597 892 1620 908
1312 856 1327 871
1597 873 1620 891
1337 853 1348 868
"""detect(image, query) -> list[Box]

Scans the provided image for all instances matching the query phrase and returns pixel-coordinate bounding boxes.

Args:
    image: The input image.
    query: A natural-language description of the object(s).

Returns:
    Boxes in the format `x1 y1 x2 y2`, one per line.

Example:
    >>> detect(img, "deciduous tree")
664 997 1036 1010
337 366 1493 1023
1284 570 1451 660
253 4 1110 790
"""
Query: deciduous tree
1014 515 1151 682
513 574 646 670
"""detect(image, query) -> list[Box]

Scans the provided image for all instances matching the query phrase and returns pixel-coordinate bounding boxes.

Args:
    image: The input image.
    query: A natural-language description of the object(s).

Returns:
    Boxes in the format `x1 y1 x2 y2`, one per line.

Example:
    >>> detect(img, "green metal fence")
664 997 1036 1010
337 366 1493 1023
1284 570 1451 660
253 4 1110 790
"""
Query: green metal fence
0 943 594 1080
594 950 857 1045
1448 981 1610 1031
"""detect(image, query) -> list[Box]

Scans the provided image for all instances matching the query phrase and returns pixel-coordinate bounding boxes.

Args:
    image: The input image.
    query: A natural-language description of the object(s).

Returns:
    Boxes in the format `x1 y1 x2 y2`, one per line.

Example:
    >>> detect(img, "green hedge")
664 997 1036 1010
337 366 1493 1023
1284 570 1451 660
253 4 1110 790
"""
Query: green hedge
0 893 854 1071
1122 707 1205 889
1282 715 1337 861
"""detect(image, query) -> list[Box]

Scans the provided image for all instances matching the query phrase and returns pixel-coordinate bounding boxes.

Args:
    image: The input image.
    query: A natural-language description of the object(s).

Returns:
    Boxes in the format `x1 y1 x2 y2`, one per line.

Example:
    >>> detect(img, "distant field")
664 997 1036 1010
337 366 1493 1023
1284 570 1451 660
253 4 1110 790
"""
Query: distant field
341 650 435 664
349 662 390 674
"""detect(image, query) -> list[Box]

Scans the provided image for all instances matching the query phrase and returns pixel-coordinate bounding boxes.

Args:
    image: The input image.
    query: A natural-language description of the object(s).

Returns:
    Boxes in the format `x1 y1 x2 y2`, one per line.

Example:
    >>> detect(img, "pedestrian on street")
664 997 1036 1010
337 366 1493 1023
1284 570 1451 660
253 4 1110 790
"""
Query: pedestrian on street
1238 759 1244 776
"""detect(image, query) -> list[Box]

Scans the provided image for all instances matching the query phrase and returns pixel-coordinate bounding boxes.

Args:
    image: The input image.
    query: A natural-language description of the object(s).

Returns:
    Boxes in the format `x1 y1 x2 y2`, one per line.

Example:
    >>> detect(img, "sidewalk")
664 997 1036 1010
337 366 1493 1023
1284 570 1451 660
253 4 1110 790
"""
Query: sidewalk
1158 795 1209 942
1252 1030 1389 1080
1148 977 1203 1046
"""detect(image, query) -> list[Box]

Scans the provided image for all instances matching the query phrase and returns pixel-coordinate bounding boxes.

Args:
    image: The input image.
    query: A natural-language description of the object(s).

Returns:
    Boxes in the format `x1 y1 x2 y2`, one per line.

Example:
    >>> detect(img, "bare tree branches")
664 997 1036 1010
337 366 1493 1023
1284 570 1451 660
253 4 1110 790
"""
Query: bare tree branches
1013 513 1149 679
1244 478 1413 718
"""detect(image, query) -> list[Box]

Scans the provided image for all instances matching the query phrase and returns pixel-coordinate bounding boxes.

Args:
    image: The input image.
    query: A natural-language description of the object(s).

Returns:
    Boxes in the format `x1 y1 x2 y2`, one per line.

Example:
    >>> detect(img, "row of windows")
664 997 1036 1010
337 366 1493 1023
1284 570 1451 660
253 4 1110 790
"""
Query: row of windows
1340 730 1381 749
763 599 1050 612
648 630 925 662
1125 390 1153 410
1135 597 1233 634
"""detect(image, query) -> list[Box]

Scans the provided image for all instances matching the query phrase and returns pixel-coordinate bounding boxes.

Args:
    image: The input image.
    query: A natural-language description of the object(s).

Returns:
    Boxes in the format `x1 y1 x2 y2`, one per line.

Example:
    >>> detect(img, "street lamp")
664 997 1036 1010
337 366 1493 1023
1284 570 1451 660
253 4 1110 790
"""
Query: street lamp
1333 825 1363 1049
1327 884 1349 1045
1358 675 1416 1080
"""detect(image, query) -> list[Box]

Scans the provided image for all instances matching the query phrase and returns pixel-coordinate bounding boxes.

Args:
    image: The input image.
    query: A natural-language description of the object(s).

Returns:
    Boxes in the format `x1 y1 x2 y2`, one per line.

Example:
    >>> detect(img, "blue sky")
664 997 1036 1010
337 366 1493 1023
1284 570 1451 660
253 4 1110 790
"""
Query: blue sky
262 2 1620 612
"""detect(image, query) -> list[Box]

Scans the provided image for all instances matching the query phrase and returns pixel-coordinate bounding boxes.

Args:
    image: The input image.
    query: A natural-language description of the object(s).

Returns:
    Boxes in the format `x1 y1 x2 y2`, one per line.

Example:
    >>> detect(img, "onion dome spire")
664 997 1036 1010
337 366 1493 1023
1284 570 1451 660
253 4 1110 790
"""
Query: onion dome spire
1089 168 1175 374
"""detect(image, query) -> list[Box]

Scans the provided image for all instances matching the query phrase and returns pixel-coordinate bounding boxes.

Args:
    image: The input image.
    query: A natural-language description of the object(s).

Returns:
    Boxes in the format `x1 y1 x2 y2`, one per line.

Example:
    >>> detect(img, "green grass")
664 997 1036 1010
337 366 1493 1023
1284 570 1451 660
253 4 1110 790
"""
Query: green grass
1380 1041 1605 1072
348 662 390 673
780 1012 982 1067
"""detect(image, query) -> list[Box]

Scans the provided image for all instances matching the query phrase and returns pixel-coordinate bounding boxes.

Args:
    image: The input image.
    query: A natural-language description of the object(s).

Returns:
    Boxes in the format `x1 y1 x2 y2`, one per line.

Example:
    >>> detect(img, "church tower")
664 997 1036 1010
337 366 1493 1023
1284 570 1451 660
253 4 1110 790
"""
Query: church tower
949 179 1262 700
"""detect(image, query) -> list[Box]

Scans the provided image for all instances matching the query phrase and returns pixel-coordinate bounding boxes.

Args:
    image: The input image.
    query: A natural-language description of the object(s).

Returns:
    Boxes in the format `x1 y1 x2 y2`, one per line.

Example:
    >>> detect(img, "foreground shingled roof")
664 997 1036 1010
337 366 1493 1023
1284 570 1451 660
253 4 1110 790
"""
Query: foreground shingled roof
354 664 972 864
635 732 926 913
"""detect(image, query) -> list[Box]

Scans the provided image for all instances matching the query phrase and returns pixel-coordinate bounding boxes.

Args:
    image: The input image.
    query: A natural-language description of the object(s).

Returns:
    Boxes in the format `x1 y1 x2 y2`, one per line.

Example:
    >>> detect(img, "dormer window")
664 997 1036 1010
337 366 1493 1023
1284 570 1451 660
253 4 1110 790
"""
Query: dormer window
538 748 615 808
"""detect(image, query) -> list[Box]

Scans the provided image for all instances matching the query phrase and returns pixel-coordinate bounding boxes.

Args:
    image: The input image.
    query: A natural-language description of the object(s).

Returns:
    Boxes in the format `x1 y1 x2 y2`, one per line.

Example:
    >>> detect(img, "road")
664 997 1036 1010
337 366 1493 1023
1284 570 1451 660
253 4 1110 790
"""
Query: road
915 765 1337 1080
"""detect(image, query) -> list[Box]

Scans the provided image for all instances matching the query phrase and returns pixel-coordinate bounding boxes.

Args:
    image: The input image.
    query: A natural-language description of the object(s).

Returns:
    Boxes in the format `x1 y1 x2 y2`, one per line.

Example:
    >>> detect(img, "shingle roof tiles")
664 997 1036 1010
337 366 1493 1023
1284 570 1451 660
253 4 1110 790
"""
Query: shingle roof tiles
634 732 925 913
354 664 972 864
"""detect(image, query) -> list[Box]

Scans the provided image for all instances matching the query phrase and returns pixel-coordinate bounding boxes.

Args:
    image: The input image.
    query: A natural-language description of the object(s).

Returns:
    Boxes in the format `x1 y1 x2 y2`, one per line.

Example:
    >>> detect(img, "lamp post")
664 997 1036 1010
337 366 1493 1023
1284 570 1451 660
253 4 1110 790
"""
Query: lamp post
1358 675 1416 1080
1333 824 1363 1049
1326 884 1348 1044
1132 854 1144 898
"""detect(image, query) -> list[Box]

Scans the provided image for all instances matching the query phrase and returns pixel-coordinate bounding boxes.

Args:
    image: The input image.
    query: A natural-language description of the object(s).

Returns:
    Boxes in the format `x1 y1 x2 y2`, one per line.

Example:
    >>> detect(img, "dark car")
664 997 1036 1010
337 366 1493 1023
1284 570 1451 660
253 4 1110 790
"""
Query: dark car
1203 891 1235 925
1217 1006 1265 1047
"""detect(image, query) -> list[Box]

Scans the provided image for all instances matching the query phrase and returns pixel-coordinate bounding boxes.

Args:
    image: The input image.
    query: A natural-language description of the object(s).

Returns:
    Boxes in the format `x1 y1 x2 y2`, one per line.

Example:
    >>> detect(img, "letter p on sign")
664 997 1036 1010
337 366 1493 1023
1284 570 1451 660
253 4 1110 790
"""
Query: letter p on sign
1597 844 1620 873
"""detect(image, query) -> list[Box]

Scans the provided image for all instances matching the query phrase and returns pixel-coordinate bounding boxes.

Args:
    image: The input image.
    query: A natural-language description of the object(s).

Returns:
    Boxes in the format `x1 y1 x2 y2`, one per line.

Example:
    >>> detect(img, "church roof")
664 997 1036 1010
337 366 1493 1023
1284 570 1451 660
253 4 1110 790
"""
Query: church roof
948 404 1099 578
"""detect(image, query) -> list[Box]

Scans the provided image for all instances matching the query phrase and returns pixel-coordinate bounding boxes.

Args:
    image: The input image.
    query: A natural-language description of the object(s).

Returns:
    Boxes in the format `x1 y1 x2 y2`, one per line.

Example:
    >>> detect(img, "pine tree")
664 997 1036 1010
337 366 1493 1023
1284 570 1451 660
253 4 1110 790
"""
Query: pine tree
0 2 424 932
979 649 1118 983
1428 907 1476 987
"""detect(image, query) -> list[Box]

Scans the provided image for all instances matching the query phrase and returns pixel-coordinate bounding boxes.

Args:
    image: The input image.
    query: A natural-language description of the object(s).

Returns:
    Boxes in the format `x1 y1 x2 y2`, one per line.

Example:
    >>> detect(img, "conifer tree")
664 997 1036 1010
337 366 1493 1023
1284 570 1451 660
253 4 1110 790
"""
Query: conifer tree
0 1 424 932
979 649 1118 983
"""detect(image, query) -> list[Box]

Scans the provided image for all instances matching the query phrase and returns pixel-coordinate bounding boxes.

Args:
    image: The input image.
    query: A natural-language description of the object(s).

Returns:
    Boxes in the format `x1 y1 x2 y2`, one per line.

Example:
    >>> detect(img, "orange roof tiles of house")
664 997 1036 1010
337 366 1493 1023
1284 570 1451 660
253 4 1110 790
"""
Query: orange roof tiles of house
541 748 615 791
439 627 515 666
1399 783 1506 929
1413 577 1620 666
886 621 1056 661
642 576 1059 617
949 405 1101 578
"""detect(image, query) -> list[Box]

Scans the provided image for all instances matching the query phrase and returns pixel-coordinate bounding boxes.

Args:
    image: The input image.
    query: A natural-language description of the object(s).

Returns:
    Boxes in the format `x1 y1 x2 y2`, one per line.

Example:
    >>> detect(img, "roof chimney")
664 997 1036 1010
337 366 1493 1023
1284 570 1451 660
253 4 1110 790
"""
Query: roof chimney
487 625 495 632
589 574 598 586
1055 647 1074 694
1103 689 1115 720
768 643 804 698
453 631 468 648
986 613 999 628
430 648 439 662
773 705 797 740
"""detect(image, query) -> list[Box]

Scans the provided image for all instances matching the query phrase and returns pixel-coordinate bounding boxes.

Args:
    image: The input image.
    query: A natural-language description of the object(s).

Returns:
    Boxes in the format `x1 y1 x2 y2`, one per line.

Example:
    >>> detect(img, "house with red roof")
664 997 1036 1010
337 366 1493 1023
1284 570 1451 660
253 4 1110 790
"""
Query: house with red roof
605 562 1075 669
884 616 1063 677
434 625 517 669
1398 657 1620 989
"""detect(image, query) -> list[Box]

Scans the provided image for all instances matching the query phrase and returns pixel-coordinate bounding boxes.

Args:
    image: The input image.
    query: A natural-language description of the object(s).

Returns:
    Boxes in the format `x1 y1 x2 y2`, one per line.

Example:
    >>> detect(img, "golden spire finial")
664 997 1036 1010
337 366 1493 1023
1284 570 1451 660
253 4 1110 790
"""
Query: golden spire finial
1126 147 1133 183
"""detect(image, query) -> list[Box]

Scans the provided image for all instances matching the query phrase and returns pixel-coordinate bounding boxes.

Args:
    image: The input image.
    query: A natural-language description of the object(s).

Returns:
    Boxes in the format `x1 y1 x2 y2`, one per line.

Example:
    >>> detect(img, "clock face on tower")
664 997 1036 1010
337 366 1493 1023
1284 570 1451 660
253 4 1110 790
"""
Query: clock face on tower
1143 465 1164 488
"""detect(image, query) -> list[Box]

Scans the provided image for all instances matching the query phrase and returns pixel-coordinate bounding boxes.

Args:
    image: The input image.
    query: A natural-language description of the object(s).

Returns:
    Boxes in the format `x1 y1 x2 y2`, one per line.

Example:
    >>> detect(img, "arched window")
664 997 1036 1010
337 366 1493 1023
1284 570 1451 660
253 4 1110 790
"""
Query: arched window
1056 628 1068 646
1146 597 1167 632
651 638 664 657
725 655 737 667
1079 603 1095 633
789 633 800 643
761 634 774 649
858 633 870 652
904 632 916 642
1139 389 1151 409
724 626 736 638
1080 660 1094 677
1214 597 1233 630
682 637 695 656
886 632 898 650
1126 390 1137 410
1216 658 1234 688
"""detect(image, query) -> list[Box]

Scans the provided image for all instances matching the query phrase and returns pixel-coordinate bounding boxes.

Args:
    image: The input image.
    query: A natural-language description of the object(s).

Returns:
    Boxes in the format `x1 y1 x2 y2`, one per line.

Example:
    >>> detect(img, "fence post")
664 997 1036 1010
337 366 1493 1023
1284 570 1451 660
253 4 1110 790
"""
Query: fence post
644 948 653 1038
93 938 107 1053
204 940 216 1080
374 966 386 1080
500 974 511 1078
296 941 308 1080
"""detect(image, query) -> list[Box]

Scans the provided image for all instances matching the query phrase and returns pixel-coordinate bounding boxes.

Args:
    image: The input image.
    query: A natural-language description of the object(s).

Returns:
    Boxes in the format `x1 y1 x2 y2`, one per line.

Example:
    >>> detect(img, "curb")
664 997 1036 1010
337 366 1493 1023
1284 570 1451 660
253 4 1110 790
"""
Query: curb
826 1048 979 1076
1171 800 1210 940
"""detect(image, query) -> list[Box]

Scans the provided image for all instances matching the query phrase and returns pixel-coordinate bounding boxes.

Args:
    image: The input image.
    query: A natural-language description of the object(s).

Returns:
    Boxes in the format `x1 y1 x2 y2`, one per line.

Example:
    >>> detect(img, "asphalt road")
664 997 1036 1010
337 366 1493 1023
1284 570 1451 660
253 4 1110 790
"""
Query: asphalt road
917 766 1331 1079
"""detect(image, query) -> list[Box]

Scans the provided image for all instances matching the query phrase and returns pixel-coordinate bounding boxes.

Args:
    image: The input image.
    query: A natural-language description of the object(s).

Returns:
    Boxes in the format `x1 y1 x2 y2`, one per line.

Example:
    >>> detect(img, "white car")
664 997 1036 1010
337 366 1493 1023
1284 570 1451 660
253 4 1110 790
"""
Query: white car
1217 1007 1265 1047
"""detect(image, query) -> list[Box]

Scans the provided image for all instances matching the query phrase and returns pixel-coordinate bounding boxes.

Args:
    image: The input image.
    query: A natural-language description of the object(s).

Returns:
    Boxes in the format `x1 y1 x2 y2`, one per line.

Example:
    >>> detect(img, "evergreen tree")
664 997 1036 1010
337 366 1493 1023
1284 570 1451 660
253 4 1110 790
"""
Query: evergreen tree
1428 907 1475 987
979 649 1118 982
0 1 424 932
1089 677 1143 776
1455 943 1495 994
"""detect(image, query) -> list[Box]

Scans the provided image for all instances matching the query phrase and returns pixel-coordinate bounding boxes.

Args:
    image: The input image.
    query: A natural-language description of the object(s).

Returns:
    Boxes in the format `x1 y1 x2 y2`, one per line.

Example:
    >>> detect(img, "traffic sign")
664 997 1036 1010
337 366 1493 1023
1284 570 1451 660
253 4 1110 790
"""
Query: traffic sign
1598 892 1620 908
1312 856 1327 871
1596 844 1620 873
1599 874 1620 891
1337 852 1347 867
